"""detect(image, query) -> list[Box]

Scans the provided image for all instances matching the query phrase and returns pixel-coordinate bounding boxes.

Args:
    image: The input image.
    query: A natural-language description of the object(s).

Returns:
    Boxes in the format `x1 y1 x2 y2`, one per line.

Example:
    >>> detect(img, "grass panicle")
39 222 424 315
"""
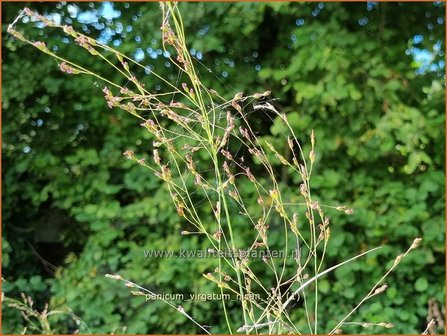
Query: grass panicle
6 3 425 334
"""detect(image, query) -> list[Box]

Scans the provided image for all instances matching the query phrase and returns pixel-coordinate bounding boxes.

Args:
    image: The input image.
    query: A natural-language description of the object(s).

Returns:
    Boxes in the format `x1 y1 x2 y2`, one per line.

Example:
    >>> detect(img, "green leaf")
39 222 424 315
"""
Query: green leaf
414 277 429 292
318 279 331 294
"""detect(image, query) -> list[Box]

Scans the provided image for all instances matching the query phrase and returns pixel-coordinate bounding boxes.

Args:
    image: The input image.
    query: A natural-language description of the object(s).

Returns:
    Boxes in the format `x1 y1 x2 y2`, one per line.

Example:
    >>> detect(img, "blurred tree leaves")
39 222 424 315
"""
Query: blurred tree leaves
2 1 445 334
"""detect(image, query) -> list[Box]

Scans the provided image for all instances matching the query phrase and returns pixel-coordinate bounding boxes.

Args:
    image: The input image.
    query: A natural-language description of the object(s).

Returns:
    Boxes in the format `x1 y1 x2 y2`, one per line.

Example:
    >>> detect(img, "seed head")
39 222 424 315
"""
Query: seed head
309 150 315 163
269 189 279 200
105 274 123 280
221 149 233 160
409 237 422 251
123 150 134 159
59 62 81 75
153 149 161 165
231 100 242 113
378 322 394 329
373 283 388 296
393 254 403 267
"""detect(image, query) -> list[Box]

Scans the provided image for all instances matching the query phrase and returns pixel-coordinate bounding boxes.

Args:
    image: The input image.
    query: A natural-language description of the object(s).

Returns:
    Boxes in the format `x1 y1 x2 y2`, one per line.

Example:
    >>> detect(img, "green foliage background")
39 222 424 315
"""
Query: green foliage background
2 2 445 334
